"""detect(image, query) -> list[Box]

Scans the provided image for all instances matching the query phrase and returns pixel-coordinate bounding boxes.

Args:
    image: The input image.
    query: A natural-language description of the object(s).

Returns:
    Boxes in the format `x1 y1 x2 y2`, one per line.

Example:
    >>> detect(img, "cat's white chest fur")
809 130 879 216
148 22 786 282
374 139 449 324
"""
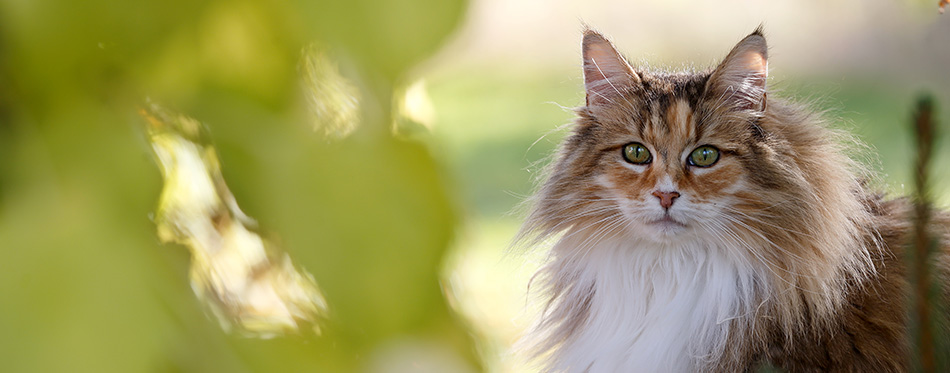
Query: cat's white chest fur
534 230 761 372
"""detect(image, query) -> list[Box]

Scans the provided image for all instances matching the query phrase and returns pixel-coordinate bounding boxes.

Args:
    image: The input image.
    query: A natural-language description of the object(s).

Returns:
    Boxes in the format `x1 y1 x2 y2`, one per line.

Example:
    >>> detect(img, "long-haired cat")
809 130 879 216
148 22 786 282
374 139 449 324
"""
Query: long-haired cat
517 27 950 372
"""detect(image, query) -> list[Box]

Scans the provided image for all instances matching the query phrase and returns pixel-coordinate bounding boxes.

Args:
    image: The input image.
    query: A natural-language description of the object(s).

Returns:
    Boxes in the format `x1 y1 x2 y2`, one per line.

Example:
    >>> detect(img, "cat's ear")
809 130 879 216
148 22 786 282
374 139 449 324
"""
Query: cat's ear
705 28 768 112
583 29 640 107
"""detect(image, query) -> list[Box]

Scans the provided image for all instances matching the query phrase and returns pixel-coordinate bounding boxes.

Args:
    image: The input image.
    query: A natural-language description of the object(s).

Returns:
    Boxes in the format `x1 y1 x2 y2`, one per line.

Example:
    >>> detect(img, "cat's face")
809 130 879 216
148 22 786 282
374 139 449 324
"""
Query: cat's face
590 89 751 242
535 30 773 245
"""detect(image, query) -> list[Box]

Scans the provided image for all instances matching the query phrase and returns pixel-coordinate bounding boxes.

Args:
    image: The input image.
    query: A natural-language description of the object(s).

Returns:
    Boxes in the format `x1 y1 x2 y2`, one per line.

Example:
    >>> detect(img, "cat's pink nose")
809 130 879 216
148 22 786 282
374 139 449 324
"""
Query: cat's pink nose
652 190 680 209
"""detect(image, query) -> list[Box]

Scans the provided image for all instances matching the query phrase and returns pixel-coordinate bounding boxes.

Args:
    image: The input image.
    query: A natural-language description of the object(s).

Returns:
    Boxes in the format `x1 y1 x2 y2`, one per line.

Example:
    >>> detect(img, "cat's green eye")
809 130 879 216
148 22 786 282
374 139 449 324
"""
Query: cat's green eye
622 143 652 165
689 145 720 167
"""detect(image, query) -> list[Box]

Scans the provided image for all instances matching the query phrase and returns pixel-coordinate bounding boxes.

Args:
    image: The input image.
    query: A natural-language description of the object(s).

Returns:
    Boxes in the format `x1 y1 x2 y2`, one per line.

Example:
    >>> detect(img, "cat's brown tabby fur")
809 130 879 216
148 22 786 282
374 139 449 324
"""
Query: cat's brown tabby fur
517 27 950 372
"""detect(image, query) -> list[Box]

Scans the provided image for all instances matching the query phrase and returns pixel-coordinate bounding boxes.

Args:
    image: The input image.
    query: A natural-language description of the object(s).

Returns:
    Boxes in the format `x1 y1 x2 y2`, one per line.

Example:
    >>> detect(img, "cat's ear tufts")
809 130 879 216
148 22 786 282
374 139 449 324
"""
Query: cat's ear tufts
582 29 640 107
705 28 768 113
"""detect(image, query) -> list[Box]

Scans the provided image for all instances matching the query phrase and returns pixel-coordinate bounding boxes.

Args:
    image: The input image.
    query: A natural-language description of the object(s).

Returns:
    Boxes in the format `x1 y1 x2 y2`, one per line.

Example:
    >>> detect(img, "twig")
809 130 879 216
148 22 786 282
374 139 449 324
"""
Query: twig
912 95 937 372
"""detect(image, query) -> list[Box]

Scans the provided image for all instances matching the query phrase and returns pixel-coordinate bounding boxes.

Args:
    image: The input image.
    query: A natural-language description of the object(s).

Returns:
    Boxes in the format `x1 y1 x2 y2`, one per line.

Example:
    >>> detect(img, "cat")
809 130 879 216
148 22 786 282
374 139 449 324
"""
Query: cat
516 27 950 372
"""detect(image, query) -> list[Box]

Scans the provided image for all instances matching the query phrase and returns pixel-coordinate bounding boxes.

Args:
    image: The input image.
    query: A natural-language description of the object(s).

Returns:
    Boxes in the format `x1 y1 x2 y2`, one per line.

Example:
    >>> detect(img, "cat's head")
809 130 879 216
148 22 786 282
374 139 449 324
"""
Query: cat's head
523 28 864 251
521 27 876 340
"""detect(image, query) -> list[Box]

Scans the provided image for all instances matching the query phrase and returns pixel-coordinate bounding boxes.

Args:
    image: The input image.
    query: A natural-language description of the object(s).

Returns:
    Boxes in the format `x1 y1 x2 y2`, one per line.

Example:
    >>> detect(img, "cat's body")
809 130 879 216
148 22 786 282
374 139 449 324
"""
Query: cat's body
518 28 950 372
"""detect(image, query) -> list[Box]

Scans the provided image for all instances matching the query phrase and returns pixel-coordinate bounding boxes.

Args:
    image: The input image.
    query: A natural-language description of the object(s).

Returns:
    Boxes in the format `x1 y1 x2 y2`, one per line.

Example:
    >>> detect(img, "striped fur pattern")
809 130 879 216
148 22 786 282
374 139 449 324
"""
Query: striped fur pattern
517 28 950 372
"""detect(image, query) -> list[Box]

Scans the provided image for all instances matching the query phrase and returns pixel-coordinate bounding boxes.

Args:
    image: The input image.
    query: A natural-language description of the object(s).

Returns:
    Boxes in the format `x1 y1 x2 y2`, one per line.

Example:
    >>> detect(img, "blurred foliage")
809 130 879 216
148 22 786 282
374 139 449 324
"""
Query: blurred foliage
302 46 362 139
3 0 950 371
145 104 328 337
0 0 479 372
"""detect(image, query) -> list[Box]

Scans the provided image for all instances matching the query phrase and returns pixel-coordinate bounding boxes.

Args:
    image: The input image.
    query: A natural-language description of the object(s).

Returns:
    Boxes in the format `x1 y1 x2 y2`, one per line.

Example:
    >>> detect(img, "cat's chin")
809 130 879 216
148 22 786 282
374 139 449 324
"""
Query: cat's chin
630 216 692 243
648 216 686 230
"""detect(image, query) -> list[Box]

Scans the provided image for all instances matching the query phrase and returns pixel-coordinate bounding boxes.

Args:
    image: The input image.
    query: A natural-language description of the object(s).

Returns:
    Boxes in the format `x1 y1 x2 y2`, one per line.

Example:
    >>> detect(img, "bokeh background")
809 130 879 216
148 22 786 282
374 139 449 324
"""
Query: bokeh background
1 0 949 372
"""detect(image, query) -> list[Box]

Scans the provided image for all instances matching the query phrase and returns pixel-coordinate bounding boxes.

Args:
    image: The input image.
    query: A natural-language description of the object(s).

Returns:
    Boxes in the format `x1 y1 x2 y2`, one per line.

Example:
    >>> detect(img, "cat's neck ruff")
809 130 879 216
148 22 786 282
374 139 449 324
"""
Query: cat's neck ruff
530 225 766 372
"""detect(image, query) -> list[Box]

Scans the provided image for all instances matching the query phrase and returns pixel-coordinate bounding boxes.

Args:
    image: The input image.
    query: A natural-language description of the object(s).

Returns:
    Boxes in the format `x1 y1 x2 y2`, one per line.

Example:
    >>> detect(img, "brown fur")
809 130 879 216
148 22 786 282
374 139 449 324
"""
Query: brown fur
518 28 950 371
753 197 911 372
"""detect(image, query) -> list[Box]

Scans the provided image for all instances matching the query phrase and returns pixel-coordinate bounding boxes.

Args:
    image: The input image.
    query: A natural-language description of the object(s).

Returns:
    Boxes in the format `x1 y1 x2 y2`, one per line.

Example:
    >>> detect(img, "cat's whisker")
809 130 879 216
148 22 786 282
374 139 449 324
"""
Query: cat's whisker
694 220 755 270
715 220 839 297
518 206 622 246
559 214 626 261
701 219 793 283
717 214 812 264
573 215 626 254
702 219 788 280
535 210 621 242
719 206 811 237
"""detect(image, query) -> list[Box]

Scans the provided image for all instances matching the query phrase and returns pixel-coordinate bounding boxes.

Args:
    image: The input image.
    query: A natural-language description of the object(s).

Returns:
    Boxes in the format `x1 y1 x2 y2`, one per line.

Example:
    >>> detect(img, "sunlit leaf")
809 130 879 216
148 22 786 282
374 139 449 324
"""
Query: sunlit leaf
302 45 362 139
144 103 327 337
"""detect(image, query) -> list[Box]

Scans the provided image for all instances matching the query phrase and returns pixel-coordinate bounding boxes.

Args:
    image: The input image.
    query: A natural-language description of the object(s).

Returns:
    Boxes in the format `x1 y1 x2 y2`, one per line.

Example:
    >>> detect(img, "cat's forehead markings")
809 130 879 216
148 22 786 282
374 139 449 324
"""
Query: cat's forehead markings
666 99 695 143
648 101 661 135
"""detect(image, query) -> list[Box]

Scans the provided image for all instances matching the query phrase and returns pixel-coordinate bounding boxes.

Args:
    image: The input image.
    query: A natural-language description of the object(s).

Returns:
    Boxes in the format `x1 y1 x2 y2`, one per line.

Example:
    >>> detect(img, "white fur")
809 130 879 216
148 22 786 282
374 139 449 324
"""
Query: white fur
525 223 766 373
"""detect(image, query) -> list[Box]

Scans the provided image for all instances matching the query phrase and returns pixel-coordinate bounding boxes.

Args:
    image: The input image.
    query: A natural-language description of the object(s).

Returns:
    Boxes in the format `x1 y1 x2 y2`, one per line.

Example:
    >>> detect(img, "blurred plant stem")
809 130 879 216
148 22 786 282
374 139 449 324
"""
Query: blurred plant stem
911 94 937 372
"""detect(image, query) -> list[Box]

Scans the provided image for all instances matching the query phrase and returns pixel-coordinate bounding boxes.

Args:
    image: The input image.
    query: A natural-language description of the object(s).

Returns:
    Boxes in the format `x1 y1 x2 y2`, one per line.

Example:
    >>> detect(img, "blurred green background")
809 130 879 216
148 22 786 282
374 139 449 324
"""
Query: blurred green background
1 0 949 372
